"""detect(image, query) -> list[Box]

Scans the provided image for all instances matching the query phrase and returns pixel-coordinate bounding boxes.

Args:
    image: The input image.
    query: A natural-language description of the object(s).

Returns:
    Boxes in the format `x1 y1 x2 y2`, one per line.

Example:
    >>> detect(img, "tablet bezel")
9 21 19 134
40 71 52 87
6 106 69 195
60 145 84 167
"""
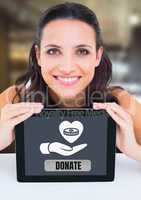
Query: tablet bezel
15 108 116 182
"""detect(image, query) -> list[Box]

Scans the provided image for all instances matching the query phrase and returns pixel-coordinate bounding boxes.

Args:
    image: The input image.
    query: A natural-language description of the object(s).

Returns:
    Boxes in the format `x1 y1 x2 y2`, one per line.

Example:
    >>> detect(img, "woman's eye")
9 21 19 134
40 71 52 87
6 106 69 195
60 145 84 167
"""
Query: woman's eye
77 48 90 55
46 48 60 55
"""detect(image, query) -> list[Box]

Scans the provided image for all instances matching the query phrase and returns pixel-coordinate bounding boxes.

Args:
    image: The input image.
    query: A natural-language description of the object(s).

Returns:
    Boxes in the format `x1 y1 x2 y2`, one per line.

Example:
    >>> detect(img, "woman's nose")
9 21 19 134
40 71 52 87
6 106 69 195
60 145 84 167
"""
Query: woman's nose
58 56 76 74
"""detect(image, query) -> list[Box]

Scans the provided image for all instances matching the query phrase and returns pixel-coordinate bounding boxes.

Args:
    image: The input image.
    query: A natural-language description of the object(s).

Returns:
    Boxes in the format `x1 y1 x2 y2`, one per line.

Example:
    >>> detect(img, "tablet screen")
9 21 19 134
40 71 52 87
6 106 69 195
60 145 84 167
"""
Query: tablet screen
16 109 116 181
25 109 108 175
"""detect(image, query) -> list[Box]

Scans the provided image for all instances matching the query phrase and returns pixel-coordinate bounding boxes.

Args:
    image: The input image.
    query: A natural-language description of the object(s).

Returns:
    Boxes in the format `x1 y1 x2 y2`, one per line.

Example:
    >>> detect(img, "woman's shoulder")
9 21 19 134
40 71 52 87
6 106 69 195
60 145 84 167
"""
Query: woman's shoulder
0 85 17 108
109 85 126 97
110 85 141 111
110 85 141 102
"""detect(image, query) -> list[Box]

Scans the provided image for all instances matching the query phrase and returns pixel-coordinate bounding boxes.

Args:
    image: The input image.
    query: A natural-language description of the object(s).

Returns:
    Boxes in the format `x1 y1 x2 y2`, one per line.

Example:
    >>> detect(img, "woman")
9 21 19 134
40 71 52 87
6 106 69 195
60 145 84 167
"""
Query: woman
0 2 141 161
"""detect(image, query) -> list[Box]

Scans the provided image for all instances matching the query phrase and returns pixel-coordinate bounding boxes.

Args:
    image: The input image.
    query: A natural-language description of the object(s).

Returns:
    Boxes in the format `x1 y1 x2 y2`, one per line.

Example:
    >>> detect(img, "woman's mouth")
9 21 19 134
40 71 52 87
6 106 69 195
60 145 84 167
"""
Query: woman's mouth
53 75 81 86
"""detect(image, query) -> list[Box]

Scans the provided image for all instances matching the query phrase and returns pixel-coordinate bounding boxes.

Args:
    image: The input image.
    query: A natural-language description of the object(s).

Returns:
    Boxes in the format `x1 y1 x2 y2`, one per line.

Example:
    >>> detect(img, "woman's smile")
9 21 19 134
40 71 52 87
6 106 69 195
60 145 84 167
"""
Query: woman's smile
53 75 82 87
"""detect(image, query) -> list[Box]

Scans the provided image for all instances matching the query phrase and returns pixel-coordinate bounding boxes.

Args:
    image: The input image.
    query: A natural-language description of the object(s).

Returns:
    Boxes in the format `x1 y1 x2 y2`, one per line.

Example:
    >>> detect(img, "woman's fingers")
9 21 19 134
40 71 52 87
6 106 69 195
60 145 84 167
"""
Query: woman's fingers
2 102 44 126
105 106 125 127
10 109 35 126
107 102 131 121
5 102 43 110
1 102 43 120
93 102 131 122
93 102 128 127
93 102 133 134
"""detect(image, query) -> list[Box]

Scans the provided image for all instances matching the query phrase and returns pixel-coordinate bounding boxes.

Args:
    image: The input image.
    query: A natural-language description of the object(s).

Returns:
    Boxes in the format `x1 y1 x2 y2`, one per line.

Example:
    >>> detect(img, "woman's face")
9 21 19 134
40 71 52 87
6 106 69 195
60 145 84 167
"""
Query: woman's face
36 19 103 103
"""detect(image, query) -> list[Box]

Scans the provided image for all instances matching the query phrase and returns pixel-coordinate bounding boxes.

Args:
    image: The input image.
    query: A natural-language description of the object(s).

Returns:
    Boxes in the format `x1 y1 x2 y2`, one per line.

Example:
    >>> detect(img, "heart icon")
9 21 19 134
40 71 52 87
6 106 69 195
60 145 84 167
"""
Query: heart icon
59 121 84 143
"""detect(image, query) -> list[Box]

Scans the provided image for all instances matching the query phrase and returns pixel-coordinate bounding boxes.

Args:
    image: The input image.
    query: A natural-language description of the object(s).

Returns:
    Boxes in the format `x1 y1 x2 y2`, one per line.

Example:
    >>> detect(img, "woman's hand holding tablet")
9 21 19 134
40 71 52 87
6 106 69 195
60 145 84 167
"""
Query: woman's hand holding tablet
0 102 43 150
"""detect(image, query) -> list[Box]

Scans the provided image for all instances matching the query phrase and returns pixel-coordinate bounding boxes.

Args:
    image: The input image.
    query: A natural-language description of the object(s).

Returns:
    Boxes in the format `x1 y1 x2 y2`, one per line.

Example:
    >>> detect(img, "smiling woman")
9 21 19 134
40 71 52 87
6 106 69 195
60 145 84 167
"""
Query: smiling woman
34 18 104 106
12 2 117 108
0 2 141 162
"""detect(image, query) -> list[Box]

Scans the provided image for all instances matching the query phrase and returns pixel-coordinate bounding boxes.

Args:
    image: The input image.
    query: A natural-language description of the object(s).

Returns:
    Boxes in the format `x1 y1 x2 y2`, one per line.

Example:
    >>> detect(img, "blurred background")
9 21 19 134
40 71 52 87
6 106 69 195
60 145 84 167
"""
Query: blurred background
0 0 141 102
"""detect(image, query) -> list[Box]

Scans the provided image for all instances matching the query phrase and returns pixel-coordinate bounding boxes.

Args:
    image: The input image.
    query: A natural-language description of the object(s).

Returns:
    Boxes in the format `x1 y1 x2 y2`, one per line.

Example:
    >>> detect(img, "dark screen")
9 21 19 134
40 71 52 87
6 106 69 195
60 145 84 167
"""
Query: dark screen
23 109 109 176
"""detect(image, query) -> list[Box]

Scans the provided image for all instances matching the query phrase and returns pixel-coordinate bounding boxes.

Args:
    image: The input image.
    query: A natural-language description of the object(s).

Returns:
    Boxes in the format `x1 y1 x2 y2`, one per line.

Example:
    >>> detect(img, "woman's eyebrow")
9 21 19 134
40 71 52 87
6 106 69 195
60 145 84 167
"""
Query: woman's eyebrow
44 44 62 48
74 44 93 49
44 44 93 49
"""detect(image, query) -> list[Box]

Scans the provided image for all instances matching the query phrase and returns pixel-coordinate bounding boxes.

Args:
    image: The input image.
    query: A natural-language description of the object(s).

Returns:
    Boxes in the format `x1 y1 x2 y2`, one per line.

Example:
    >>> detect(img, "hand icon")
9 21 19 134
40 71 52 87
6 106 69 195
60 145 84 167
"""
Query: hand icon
40 142 87 156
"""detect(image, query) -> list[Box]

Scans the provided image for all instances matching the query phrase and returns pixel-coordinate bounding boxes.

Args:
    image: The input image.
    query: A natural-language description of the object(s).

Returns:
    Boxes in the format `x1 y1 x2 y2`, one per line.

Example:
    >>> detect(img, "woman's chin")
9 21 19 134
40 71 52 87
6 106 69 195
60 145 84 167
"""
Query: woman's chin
60 93 77 100
58 92 85 107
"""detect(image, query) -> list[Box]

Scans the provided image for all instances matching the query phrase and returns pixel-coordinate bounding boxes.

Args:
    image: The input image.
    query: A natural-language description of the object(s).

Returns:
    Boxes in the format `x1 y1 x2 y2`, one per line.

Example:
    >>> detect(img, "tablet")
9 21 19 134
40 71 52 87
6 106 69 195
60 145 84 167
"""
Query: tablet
15 108 116 182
